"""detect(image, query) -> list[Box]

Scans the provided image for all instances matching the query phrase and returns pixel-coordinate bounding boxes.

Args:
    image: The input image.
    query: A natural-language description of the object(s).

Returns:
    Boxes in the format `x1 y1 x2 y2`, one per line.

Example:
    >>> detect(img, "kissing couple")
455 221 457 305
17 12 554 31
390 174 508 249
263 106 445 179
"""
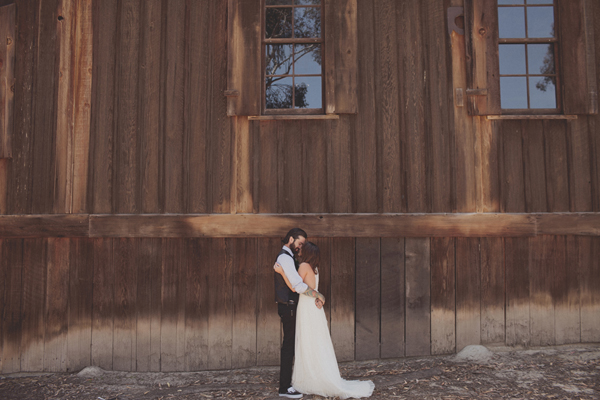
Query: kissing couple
274 228 375 398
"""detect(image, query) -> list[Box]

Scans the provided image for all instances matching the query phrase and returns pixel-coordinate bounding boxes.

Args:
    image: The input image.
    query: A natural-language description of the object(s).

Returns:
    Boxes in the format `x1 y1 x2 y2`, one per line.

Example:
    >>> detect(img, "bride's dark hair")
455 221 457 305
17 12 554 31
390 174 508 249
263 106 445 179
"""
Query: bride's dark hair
300 242 319 275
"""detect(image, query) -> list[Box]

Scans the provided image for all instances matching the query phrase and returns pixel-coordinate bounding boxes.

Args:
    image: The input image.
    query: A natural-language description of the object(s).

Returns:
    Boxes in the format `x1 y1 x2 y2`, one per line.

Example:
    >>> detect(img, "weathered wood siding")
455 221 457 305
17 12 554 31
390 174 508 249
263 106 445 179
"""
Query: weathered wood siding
1 0 599 215
1 235 598 373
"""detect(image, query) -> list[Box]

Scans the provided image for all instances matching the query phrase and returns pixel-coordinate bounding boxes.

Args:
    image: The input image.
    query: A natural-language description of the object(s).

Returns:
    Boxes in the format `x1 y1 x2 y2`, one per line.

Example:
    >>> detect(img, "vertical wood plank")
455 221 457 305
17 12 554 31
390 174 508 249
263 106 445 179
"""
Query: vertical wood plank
91 238 113 370
45 238 69 372
20 239 47 371
543 120 569 212
567 119 593 212
233 117 254 213
208 0 231 213
478 118 501 212
312 237 331 324
424 0 454 213
556 236 580 344
505 237 530 347
302 120 328 213
67 238 93 372
55 0 93 213
256 238 280 366
0 240 5 371
330 237 355 362
89 0 117 213
451 24 477 213
0 159 7 214
332 0 358 113
400 1 428 213
522 120 547 212
136 238 161 372
380 237 404 358
31 0 59 214
113 0 140 214
1 239 22 373
580 237 600 342
113 239 138 371
255 121 278 213
185 238 209 371
280 122 304 213
163 0 186 213
160 238 186 371
529 236 555 346
207 238 233 370
138 0 162 213
355 237 380 360
374 0 402 213
232 238 257 368
187 0 210 213
480 237 504 344
405 238 430 357
456 238 481 351
327 117 352 213
499 121 526 212
431 237 455 355
0 3 15 159
353 0 377 212
10 0 37 214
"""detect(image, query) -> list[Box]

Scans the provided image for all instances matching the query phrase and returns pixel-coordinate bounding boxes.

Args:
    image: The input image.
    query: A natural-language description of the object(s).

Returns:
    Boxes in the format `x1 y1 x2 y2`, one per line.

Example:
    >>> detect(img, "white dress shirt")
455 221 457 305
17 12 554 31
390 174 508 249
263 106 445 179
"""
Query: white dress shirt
278 245 308 294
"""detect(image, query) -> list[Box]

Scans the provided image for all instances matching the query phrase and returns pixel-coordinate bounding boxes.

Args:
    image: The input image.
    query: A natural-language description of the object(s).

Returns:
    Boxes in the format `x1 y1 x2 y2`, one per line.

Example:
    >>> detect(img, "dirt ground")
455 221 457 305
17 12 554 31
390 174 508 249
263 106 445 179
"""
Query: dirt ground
0 344 598 400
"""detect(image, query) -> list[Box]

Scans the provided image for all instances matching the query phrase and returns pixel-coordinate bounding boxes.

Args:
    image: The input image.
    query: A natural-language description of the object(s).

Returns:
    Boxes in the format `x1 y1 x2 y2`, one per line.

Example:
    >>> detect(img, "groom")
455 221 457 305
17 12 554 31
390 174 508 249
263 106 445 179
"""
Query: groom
275 228 325 398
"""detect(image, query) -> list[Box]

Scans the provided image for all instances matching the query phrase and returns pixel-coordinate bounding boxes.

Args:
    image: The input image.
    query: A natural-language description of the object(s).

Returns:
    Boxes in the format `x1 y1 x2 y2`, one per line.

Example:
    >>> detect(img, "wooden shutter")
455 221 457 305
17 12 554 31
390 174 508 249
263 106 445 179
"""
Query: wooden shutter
227 0 262 116
324 0 358 114
464 0 501 116
0 3 15 157
558 0 597 115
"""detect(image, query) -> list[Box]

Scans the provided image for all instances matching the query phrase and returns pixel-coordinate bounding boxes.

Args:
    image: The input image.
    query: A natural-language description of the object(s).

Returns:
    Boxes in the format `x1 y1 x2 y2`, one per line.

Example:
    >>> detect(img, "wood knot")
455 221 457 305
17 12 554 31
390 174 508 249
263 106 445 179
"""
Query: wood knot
479 28 486 36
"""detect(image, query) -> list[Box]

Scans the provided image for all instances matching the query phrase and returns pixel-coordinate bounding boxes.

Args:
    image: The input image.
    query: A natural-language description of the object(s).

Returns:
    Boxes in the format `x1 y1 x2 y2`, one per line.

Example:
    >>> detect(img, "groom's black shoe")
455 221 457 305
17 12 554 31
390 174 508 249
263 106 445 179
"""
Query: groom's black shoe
279 386 303 398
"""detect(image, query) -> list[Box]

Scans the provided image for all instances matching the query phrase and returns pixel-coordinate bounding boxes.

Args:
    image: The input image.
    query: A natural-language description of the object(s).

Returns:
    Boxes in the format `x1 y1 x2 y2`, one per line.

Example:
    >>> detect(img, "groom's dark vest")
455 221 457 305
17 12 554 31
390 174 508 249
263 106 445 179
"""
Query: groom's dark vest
274 249 300 304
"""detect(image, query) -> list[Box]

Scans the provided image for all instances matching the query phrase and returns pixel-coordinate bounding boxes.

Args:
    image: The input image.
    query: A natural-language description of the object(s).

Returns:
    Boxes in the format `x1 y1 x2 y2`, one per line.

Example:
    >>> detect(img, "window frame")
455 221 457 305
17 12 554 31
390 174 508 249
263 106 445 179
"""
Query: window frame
261 0 326 115
497 1 562 115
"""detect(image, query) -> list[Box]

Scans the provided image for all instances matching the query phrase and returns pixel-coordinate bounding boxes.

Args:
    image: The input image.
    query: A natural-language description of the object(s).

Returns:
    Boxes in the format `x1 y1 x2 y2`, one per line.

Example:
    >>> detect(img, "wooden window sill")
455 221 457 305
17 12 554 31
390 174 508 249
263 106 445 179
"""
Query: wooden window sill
486 115 577 120
248 114 340 121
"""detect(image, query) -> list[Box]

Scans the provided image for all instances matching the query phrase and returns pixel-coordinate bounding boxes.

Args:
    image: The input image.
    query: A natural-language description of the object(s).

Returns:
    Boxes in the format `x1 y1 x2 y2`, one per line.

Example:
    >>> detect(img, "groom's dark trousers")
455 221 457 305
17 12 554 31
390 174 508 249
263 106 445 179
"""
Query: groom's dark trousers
278 302 297 391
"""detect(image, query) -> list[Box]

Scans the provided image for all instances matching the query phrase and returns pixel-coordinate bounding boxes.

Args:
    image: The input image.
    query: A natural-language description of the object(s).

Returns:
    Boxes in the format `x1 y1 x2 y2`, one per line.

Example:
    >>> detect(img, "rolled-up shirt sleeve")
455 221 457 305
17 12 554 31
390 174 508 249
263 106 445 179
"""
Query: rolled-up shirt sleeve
277 252 308 294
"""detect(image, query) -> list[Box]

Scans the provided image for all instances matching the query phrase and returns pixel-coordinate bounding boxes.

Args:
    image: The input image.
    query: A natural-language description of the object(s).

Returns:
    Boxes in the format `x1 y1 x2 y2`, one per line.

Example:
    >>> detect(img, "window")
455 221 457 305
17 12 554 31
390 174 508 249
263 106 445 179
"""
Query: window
226 0 358 117
464 0 597 116
498 0 559 112
264 0 324 114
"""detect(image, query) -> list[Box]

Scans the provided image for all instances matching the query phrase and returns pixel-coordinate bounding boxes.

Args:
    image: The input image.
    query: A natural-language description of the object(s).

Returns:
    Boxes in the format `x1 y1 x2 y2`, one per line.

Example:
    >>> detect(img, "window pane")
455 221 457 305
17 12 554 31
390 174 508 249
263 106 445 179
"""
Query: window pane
527 6 554 38
529 76 556 108
498 7 526 38
266 44 293 76
528 44 554 75
499 44 526 75
498 0 524 4
294 7 321 38
295 77 322 109
266 77 294 109
294 44 321 74
267 0 292 4
266 8 292 39
295 0 321 4
500 77 528 109
526 0 553 4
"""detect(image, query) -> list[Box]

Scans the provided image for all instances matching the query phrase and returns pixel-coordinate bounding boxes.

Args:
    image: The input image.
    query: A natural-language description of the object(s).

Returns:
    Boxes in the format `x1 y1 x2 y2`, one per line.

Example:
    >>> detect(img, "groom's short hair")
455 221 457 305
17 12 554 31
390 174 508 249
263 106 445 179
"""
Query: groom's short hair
282 228 307 244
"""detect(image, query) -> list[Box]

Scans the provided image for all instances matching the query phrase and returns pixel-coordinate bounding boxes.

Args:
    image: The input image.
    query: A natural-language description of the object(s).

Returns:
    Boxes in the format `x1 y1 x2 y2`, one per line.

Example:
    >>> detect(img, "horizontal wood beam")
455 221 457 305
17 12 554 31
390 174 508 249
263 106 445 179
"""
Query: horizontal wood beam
1 213 599 238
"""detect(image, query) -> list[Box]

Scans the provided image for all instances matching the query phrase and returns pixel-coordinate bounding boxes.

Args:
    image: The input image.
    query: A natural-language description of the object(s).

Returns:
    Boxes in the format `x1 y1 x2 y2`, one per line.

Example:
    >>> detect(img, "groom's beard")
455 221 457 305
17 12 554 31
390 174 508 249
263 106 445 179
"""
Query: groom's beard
290 242 300 257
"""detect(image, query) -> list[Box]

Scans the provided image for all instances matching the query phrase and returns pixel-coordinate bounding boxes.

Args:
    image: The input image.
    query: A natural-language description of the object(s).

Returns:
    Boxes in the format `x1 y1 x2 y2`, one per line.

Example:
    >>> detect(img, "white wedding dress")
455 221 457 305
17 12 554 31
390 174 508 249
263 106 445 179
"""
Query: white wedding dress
292 274 375 399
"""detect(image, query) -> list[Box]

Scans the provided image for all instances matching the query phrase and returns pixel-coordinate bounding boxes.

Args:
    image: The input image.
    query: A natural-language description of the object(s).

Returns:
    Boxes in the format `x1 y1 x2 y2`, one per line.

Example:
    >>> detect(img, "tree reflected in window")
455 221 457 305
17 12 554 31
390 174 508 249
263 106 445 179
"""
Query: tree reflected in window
264 0 323 112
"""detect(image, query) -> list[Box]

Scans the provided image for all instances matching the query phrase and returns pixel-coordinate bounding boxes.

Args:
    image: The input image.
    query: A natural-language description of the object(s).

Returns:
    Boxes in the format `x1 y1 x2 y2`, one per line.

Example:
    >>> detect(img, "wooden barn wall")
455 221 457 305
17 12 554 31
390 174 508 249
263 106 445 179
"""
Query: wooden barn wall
0 235 599 373
1 0 599 216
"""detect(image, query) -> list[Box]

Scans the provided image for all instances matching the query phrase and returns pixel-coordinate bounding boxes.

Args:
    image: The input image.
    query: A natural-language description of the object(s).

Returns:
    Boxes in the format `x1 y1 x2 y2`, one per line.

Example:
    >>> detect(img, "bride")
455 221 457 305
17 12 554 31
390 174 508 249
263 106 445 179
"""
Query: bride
274 242 375 399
